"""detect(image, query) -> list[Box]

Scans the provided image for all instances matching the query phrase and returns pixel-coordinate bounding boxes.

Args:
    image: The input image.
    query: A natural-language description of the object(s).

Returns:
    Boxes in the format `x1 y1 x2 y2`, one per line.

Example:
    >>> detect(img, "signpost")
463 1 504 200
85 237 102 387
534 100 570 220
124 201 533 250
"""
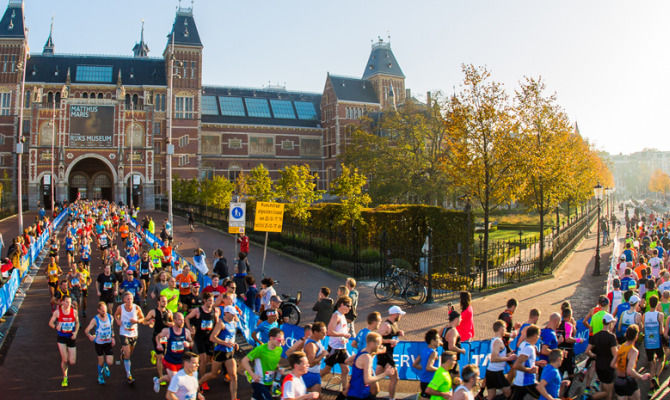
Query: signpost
229 202 246 259
253 202 285 277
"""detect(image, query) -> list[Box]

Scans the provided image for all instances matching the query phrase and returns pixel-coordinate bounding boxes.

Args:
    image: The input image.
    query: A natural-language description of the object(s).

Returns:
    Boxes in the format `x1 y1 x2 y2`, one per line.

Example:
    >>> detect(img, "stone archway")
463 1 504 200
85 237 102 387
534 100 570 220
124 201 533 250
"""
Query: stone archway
66 156 115 202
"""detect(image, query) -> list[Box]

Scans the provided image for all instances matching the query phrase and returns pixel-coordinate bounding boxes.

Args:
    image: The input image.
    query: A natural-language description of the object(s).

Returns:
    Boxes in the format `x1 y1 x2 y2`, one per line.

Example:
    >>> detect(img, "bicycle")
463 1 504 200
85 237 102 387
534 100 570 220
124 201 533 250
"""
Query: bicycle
374 266 427 305
279 291 302 326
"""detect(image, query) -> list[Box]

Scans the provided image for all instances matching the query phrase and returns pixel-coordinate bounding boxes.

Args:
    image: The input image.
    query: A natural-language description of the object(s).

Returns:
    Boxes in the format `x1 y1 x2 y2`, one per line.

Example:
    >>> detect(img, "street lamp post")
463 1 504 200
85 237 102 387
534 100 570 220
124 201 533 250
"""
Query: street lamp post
50 98 55 214
16 38 28 233
129 101 134 210
593 183 604 276
166 34 179 227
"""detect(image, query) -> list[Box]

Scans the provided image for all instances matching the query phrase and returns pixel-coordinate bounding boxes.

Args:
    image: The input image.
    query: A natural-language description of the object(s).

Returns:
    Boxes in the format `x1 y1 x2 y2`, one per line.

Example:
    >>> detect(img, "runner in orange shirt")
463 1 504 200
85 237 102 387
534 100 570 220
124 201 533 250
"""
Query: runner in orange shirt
176 264 197 311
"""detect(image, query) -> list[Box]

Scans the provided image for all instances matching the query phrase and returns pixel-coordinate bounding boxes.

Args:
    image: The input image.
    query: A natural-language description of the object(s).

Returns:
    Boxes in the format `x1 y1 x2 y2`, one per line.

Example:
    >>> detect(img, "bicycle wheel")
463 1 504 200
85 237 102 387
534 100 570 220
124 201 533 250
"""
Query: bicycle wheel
404 280 427 305
282 303 301 326
374 279 396 301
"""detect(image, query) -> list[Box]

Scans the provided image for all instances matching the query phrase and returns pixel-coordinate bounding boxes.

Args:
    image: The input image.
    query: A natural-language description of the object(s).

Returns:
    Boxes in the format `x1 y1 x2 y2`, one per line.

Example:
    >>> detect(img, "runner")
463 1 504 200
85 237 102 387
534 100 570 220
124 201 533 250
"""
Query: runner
45 256 61 298
413 328 442 400
48 295 79 387
114 291 145 383
241 327 285 400
138 251 153 306
184 291 219 390
352 312 381 350
302 321 328 393
166 352 204 400
616 295 641 344
452 364 479 400
281 351 319 400
77 261 91 318
641 295 664 392
48 237 60 264
67 265 84 313
613 325 650 399
510 325 543 400
84 301 115 385
148 241 164 275
345 332 395 400
586 313 617 400
322 296 353 396
161 276 181 314
176 264 197 312
441 310 465 378
96 264 118 313
120 269 142 305
536 350 565 400
485 320 516 400
144 294 174 384
376 305 405 400
153 312 194 392
200 305 240 398
425 351 457 400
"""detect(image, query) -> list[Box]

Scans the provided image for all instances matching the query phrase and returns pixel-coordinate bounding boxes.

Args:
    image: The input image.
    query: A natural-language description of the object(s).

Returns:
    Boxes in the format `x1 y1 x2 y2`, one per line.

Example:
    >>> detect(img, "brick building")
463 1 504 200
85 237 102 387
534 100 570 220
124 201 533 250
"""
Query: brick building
0 1 408 209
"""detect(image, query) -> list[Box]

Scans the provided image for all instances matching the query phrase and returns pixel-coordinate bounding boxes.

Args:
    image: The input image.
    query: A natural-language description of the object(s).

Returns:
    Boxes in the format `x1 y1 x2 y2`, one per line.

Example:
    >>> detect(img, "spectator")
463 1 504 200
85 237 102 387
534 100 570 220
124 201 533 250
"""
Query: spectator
212 249 228 279
259 277 276 313
235 252 250 274
0 257 13 284
457 291 474 341
312 287 333 324
237 233 249 256
345 277 359 336
244 275 260 312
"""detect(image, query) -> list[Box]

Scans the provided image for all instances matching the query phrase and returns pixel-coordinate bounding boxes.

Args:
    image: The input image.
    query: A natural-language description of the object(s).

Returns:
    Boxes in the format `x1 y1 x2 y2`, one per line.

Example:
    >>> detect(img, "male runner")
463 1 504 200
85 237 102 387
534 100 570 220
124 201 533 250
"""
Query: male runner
185 291 219 389
84 301 115 384
153 312 193 392
114 291 145 383
200 305 240 397
48 295 79 387
281 351 320 400
241 327 285 400
144 294 174 382
96 264 118 313
376 305 405 400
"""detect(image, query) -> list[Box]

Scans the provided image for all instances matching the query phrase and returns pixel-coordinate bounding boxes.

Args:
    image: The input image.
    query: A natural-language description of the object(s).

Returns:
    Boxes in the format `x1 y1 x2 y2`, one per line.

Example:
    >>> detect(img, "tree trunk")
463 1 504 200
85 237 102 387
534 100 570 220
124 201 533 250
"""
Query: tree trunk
539 184 545 271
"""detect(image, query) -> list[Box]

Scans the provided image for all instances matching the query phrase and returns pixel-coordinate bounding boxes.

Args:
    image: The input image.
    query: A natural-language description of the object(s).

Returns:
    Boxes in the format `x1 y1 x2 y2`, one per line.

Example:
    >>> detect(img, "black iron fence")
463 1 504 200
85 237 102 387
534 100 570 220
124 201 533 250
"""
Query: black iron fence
156 197 597 299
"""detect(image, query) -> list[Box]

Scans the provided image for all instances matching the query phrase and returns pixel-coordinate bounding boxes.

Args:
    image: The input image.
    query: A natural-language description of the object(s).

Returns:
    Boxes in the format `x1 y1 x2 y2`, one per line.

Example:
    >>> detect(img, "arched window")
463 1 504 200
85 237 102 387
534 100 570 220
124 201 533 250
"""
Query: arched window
82 93 88 99
93 174 112 188
97 93 103 99
55 91 61 107
125 94 131 108
46 91 53 106
126 122 144 148
132 94 139 108
90 92 95 99
39 121 54 145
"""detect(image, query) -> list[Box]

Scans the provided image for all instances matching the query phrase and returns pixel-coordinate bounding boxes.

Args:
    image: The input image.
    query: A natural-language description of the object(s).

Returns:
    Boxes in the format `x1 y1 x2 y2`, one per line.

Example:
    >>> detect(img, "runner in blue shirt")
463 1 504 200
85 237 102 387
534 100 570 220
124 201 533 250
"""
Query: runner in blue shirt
352 311 381 350
120 270 142 305
537 349 565 400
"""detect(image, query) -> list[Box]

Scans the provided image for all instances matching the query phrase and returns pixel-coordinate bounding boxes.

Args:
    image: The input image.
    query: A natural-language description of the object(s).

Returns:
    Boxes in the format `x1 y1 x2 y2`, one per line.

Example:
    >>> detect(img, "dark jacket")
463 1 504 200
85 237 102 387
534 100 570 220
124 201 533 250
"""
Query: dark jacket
213 257 228 278
312 297 334 324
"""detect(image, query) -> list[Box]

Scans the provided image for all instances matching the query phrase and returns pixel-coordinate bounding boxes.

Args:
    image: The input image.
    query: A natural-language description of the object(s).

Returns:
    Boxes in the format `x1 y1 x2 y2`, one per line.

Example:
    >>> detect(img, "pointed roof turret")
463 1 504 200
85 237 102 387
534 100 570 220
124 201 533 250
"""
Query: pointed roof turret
166 1 202 48
362 36 404 80
0 0 25 39
132 19 150 57
43 17 55 55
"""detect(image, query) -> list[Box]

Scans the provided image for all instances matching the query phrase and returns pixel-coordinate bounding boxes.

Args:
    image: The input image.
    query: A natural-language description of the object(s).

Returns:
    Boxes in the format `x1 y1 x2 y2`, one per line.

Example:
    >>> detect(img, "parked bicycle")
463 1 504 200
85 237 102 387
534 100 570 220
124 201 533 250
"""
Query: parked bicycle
374 265 427 305
279 291 302 325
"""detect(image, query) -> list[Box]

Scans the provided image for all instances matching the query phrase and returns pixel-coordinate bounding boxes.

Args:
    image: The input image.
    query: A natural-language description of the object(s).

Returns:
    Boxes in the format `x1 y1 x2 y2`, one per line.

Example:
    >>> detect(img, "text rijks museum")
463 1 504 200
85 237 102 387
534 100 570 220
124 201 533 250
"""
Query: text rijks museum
0 1 411 210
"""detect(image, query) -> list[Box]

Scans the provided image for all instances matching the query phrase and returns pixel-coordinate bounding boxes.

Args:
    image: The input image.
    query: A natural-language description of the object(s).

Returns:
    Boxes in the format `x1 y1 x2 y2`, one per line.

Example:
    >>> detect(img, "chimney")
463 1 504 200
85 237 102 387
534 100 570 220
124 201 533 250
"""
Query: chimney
405 88 411 101
426 91 432 107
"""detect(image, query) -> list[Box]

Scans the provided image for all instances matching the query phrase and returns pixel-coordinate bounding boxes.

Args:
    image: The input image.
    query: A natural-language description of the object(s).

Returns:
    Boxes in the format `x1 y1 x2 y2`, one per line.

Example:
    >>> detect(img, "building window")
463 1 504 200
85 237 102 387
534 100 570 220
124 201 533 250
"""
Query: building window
175 96 194 119
126 122 144 148
24 90 30 108
201 96 219 115
270 100 295 119
75 65 113 83
228 165 241 181
179 135 189 148
249 136 274 155
301 138 321 157
191 61 196 79
219 97 245 116
178 154 190 166
154 94 166 112
201 135 220 154
228 138 242 149
294 101 317 120
244 98 271 118
153 122 161 134
0 92 11 116
281 140 294 150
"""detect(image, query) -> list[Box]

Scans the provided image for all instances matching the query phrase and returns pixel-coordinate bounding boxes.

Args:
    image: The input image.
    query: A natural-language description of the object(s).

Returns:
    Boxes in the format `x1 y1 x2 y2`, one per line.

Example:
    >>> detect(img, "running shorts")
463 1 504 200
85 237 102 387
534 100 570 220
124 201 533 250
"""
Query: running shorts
213 350 234 363
486 369 510 389
120 335 138 347
596 366 614 385
194 336 214 356
57 336 76 348
95 342 113 356
614 376 638 397
325 347 348 367
162 359 182 372
302 372 321 389
376 352 395 368
646 347 663 361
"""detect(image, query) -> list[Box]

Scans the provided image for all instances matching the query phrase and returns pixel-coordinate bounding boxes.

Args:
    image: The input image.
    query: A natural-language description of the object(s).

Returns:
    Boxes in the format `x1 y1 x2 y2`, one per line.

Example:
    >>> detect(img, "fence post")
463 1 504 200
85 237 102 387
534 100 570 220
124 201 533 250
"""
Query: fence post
380 230 388 281
478 235 484 290
352 224 359 279
426 227 434 303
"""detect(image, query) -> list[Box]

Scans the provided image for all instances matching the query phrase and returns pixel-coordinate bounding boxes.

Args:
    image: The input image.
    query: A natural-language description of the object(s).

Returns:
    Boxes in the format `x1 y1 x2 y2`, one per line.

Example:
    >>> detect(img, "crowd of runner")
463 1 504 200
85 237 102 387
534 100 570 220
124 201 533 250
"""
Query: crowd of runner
41 198 670 400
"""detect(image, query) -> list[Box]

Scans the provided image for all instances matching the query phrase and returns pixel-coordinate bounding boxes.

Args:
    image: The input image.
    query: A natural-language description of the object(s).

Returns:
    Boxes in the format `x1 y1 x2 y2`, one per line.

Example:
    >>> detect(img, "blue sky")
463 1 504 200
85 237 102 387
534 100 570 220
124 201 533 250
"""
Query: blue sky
20 0 670 155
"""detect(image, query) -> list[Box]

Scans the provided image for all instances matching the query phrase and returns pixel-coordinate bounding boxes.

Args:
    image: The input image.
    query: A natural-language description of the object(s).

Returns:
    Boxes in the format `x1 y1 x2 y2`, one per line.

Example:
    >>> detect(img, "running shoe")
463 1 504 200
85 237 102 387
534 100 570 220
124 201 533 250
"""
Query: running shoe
127 374 135 384
153 377 160 393
150 350 157 365
103 365 110 377
61 376 68 387
201 382 210 392
224 373 231 382
160 381 167 386
98 374 105 385
244 370 253 383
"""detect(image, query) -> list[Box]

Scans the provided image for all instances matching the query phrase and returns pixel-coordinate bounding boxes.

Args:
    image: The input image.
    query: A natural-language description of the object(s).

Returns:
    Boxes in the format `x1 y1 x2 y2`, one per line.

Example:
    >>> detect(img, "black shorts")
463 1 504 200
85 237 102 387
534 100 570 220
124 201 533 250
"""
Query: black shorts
596 366 615 384
67 250 74 257
57 336 76 347
485 369 510 389
376 352 395 368
50 252 58 258
663 335 670 348
614 376 638 397
213 350 234 362
120 335 138 347
100 292 115 304
48 281 58 289
325 347 348 367
195 336 214 355
81 288 88 297
347 395 375 400
100 245 110 251
646 347 663 361
419 381 430 398
95 342 113 356
510 384 539 400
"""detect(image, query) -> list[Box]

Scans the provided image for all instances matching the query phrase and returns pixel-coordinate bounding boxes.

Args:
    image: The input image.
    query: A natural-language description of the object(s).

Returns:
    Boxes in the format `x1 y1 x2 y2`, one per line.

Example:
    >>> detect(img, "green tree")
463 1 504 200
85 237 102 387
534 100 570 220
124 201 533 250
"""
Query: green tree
343 101 451 205
234 171 249 199
275 164 325 222
247 164 275 202
200 175 234 209
442 64 520 287
329 164 372 226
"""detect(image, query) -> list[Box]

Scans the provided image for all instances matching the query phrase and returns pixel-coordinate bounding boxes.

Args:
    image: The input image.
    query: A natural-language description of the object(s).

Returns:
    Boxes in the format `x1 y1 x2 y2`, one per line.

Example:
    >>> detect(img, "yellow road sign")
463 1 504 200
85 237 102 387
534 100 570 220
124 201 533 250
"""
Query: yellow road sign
254 202 285 232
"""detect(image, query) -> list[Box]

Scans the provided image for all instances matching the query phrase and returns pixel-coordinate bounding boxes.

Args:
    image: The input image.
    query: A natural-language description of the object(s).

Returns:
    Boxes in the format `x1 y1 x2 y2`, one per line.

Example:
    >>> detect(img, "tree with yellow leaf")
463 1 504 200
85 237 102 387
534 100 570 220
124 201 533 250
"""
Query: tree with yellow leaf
648 168 670 199
442 64 520 287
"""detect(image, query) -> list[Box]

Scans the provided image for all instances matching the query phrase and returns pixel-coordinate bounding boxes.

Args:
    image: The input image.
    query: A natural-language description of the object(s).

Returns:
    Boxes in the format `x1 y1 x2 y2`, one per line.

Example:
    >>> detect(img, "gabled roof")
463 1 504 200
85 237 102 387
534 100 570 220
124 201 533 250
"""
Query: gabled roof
0 1 25 39
328 75 379 104
25 54 166 86
362 39 404 80
166 8 202 47
201 86 322 128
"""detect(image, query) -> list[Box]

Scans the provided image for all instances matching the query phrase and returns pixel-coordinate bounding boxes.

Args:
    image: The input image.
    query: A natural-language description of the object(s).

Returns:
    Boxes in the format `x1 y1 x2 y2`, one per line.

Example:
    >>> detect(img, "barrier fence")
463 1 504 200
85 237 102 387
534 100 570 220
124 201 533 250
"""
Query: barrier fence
0 209 68 317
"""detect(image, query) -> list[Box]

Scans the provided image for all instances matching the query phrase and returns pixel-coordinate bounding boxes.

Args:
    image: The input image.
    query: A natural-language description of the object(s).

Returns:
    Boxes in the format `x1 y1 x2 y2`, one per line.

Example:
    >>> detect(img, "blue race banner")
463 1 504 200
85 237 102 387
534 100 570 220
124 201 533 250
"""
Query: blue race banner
0 269 19 317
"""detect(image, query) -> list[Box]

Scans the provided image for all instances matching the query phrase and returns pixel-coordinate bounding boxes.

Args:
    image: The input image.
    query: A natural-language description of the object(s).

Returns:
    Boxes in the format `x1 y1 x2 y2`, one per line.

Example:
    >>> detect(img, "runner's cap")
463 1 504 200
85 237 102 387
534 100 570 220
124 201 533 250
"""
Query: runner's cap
619 254 626 260
389 305 406 315
223 305 238 315
602 313 615 324
629 295 640 305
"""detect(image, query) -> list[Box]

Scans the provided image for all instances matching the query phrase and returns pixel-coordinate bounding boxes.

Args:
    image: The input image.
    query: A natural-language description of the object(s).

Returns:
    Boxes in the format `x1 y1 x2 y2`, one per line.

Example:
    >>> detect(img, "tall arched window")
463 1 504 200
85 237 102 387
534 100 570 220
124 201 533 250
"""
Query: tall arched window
126 122 144 148
39 122 54 145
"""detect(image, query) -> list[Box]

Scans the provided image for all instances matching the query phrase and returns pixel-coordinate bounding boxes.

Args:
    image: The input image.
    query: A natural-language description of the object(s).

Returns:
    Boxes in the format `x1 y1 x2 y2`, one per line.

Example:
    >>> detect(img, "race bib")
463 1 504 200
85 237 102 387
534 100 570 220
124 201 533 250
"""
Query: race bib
201 319 214 331
141 268 149 275
159 336 168 345
152 258 160 264
181 282 189 288
71 278 80 286
60 321 75 333
124 322 135 331
171 340 185 353
99 331 112 342
115 264 123 273
50 270 57 275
